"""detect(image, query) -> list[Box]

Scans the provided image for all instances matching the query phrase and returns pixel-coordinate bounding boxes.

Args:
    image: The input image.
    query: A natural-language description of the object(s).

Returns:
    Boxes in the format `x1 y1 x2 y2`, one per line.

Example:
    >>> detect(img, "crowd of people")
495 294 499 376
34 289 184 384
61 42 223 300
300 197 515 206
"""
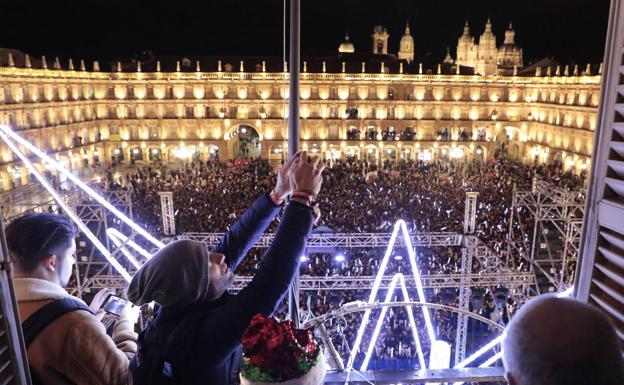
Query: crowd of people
88 155 585 367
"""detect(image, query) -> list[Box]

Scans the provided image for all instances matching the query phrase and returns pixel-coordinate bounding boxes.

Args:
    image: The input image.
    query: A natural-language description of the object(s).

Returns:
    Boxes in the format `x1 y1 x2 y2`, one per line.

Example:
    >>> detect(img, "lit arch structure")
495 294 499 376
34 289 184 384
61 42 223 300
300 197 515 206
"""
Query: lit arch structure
0 124 573 383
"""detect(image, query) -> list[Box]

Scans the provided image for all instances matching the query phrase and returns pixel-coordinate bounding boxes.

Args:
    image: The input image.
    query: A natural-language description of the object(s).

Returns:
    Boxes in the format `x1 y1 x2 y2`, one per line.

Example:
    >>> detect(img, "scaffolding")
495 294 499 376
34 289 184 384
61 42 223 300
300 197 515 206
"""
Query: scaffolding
158 191 175 236
508 180 585 294
69 189 141 296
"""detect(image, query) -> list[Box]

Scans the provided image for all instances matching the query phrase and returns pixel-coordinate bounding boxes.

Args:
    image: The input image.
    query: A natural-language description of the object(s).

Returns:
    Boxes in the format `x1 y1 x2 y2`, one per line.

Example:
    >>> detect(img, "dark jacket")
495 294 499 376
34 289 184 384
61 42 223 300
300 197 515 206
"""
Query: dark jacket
131 193 314 385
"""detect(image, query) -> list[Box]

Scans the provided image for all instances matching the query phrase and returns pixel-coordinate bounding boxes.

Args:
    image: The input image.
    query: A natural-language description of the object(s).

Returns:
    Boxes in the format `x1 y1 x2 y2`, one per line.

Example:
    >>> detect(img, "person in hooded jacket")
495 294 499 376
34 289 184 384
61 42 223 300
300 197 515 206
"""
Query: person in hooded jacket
127 151 324 385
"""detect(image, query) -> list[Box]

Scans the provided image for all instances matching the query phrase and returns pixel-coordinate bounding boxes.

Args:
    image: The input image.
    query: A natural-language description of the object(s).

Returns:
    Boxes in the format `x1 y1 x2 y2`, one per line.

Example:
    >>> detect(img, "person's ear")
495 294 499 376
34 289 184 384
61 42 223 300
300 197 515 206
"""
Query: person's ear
43 255 56 272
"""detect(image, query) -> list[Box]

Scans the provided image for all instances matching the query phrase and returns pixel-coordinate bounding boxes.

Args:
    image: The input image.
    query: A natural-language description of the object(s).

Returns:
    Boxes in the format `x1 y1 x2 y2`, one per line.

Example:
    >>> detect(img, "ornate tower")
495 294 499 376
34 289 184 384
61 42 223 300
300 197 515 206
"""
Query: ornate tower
497 23 523 70
372 26 390 55
476 18 498 75
456 21 477 67
443 47 454 64
398 22 415 63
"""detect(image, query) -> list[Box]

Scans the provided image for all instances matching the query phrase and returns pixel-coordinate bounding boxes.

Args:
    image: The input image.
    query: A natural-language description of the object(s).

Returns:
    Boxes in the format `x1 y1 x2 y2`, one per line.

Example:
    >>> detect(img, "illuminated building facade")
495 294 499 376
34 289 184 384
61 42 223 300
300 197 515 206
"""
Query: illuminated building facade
0 48 600 191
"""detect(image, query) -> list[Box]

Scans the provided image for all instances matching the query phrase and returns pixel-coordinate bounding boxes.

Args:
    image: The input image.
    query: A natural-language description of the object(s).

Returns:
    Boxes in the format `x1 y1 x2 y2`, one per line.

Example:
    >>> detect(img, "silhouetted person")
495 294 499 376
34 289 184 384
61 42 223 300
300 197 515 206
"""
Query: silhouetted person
502 296 624 385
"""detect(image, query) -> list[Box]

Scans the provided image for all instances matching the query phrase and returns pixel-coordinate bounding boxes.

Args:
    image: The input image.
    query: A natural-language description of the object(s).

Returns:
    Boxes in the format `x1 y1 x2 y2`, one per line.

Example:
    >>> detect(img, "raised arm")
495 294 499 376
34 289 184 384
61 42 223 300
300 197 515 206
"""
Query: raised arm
213 155 299 270
212 193 280 270
187 152 324 364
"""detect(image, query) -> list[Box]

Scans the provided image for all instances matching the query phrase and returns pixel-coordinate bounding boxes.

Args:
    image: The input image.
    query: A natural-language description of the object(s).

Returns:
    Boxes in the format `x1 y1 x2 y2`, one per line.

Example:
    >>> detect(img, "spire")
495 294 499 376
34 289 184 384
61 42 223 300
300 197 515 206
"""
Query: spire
342 62 346 73
53 57 61 70
463 20 470 35
24 54 31 68
599 62 603 75
361 62 366 73
117 61 122 72
536 66 542 76
513 65 518 76
322 61 326 73
93 60 100 72
196 60 200 72
404 21 411 35
585 63 591 75
157 60 162 72
399 62 404 74
443 46 454 64
573 64 579 76
418 62 423 74
485 17 492 32
303 61 307 72
240 60 244 72
437 63 441 74
7 53 14 67
564 64 569 76
555 65 561 76
80 59 86 71
217 60 222 72
176 61 181 72
137 61 142 72
283 60 288 72
262 60 266 72
546 66 552 76
380 62 385 73
504 22 516 45
42 56 48 69
68 58 74 70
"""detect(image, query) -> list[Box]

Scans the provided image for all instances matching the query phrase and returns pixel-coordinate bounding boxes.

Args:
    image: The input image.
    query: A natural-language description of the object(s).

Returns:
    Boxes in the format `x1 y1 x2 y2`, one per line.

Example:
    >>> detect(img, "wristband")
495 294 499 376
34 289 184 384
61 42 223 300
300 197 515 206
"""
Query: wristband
291 191 315 205
297 190 318 199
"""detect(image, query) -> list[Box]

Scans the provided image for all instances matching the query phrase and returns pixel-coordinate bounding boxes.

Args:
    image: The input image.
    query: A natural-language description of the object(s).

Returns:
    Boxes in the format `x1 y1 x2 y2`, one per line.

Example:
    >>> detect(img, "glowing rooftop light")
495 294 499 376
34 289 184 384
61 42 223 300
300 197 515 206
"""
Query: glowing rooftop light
334 254 346 262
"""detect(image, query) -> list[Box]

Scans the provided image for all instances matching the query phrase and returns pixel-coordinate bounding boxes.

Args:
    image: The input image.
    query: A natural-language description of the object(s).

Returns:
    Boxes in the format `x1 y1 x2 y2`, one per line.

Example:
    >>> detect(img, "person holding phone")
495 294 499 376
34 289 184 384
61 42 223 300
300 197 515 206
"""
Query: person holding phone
127 151 324 385
6 213 140 385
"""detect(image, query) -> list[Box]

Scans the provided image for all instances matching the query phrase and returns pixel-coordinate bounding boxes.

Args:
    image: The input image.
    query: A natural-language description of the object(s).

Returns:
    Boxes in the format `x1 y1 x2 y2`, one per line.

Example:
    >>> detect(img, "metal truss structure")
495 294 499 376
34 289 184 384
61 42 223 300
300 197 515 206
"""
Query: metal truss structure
158 192 175 236
82 271 535 291
508 180 585 294
0 183 54 221
70 189 140 296
179 231 463 249
464 192 479 234
454 244 474 364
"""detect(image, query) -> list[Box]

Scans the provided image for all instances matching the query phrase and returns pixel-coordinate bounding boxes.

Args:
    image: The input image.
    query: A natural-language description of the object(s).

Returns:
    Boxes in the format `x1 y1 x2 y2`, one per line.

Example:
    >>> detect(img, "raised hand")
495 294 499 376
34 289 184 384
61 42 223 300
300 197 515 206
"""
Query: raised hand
272 152 300 202
292 151 325 196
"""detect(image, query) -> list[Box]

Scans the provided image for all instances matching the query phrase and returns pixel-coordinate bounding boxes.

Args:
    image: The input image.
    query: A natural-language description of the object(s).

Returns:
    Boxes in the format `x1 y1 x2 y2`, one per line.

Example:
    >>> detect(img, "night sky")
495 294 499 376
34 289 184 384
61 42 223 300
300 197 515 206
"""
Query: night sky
0 0 611 65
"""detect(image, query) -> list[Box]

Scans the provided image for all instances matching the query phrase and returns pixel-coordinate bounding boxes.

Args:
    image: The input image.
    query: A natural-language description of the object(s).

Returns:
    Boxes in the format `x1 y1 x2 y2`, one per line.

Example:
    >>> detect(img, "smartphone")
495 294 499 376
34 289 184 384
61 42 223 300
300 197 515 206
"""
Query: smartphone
102 294 129 317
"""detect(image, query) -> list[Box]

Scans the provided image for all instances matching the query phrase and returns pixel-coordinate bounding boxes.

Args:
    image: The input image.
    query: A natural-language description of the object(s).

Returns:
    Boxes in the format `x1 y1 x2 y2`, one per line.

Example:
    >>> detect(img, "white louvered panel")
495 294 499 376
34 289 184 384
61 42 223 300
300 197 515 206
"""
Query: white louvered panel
613 122 624 136
601 230 624 250
597 200 624 234
593 279 624 307
597 242 624 269
577 0 624 354
590 294 624 324
607 160 624 177
595 263 624 286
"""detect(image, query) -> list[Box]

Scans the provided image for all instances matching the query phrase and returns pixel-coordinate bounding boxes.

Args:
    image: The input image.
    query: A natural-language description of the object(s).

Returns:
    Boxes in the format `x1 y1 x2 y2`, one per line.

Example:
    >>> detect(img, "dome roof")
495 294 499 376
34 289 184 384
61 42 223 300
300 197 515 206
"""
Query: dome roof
338 34 355 54
400 34 414 46
400 23 414 47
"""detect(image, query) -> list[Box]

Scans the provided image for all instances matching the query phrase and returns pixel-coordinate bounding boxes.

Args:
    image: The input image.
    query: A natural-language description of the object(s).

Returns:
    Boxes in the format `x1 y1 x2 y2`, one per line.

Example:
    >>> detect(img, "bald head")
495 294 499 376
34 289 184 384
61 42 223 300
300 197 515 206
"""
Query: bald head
502 296 624 385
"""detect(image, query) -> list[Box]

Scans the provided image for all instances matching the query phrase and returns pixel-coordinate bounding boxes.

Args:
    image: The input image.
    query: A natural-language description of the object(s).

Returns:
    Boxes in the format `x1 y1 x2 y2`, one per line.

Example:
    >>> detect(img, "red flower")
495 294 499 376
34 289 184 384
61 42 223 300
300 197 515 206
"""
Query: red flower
242 314 321 382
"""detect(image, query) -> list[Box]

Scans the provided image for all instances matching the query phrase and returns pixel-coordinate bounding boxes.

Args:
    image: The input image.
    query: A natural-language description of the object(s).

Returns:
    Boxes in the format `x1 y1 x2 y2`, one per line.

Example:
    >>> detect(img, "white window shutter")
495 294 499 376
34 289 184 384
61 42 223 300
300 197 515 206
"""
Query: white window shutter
577 0 624 352
0 220 31 384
